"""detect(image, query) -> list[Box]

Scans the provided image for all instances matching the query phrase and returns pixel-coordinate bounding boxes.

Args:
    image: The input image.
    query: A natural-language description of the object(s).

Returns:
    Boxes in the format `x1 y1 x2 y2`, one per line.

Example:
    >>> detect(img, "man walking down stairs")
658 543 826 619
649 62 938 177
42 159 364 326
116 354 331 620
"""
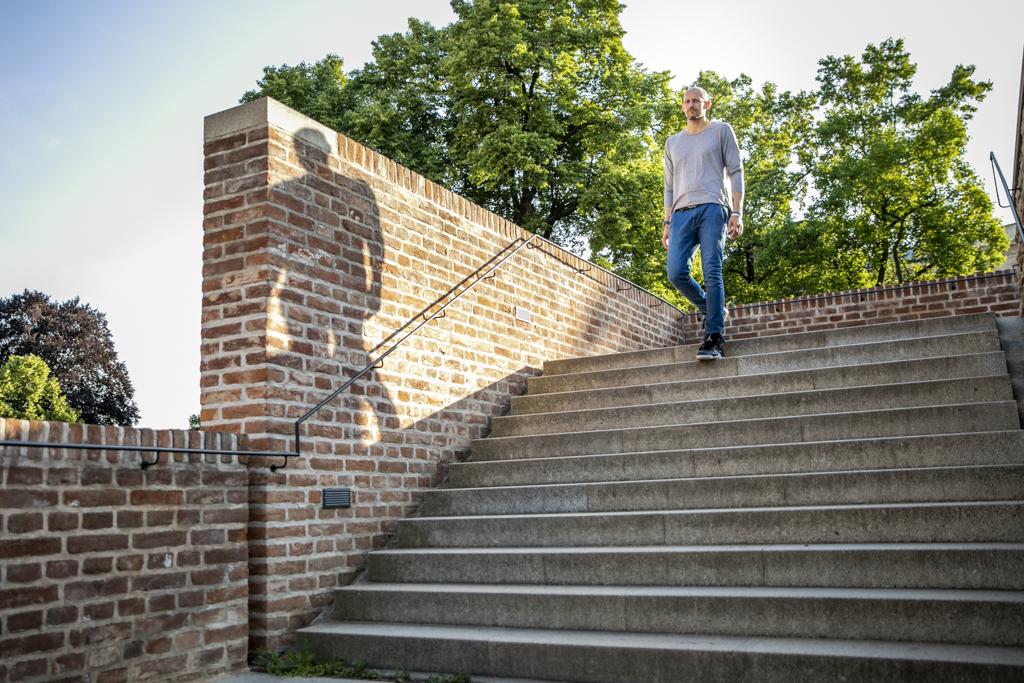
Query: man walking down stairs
300 313 1024 682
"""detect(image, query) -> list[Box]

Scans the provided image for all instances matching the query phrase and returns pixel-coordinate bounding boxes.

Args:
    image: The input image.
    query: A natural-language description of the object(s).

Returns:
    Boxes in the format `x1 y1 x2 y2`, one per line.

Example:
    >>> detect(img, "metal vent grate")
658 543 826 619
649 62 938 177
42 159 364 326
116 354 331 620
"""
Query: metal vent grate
322 488 352 509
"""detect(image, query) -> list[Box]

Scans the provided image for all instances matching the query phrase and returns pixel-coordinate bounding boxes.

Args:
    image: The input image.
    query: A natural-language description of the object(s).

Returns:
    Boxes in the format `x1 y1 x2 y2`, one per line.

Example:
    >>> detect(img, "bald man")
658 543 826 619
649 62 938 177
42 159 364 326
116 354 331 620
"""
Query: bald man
662 86 744 360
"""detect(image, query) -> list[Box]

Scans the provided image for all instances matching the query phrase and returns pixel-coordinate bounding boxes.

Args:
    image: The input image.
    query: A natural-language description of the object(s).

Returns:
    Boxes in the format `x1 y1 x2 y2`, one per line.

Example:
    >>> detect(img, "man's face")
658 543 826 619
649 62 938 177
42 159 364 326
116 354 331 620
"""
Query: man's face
683 90 710 121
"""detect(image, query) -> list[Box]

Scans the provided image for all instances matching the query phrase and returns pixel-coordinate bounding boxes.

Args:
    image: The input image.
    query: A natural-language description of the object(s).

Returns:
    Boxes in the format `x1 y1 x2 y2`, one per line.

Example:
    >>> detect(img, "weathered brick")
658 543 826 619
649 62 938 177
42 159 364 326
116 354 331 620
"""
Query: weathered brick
132 530 187 549
129 490 184 506
1 488 58 507
6 561 42 583
0 630 64 658
0 584 57 610
8 609 44 631
64 489 126 507
48 605 79 625
68 533 128 554
46 559 79 579
7 512 45 534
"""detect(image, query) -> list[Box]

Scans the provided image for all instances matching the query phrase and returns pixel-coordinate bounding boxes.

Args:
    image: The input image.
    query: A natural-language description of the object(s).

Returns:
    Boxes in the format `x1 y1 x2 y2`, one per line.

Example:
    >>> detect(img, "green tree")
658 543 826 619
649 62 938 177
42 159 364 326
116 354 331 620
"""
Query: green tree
0 290 140 425
243 0 674 248
242 54 349 132
807 38 1006 286
0 354 80 422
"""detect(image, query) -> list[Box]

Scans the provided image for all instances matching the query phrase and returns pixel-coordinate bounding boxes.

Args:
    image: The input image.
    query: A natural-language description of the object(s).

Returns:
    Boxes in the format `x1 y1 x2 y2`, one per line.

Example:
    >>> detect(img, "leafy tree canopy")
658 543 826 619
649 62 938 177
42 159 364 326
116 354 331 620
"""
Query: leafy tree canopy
242 9 1005 303
807 38 1006 286
0 354 80 423
0 290 140 425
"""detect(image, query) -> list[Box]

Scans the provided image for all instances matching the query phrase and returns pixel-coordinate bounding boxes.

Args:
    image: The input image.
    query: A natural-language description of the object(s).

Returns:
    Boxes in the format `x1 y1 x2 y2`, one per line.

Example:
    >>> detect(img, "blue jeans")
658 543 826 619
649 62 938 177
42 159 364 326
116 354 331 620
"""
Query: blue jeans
666 203 728 336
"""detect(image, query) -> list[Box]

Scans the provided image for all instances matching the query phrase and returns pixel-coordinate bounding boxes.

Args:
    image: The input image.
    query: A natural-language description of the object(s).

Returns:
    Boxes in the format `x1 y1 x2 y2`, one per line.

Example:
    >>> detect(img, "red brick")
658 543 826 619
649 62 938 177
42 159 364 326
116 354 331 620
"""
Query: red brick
132 573 187 591
129 490 184 506
10 658 48 680
83 511 114 529
46 559 79 579
53 651 86 673
117 597 145 617
116 554 144 571
6 561 40 585
48 605 78 625
83 556 114 575
63 489 126 507
1 488 58 507
0 630 64 657
84 602 115 620
68 533 128 554
0 584 57 610
7 466 44 485
148 593 176 612
82 467 113 485
132 530 187 549
65 577 128 601
8 609 44 631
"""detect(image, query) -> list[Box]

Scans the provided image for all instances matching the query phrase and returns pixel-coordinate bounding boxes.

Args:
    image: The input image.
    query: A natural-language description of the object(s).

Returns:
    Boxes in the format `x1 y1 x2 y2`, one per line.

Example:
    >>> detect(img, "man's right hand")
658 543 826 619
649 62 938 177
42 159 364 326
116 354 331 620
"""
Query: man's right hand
661 224 670 250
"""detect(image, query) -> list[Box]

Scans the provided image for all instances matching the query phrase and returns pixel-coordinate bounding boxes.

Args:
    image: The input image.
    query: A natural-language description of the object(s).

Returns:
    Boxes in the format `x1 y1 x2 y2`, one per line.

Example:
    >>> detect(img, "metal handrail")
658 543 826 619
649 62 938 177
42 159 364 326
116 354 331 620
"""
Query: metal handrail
291 234 537 462
991 152 1023 245
3 231 680 471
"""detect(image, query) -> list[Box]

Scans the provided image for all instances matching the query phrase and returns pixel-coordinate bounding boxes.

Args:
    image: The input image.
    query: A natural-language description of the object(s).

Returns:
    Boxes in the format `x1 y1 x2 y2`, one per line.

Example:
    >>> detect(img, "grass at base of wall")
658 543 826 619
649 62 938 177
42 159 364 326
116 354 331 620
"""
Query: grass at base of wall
252 649 470 683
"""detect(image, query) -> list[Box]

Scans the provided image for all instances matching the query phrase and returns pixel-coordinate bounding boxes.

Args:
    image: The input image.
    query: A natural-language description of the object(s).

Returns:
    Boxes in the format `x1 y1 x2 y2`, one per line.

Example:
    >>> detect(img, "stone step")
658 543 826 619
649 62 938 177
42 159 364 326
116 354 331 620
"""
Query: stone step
544 312 997 376
421 464 1024 517
528 329 1002 395
450 431 1024 488
298 622 1024 683
329 583 1024 647
367 543 1024 591
471 402 1021 461
394 501 1024 548
492 375 1013 438
513 352 1010 415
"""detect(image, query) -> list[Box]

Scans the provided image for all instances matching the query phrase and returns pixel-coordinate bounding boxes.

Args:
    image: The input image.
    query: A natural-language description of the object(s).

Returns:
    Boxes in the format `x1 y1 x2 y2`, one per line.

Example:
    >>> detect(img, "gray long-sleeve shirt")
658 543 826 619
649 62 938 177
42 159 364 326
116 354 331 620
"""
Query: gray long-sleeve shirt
663 121 744 214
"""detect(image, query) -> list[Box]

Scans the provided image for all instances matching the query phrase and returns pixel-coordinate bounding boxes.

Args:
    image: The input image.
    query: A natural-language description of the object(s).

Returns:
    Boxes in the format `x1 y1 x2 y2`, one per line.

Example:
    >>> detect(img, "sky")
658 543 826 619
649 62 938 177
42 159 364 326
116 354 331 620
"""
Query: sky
1 0 1022 429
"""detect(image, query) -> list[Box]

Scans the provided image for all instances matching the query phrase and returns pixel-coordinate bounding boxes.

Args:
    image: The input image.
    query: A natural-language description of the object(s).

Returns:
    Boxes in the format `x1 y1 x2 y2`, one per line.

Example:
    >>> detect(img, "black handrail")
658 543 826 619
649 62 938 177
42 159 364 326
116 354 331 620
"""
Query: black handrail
2 231 683 471
291 234 537 461
991 152 1023 245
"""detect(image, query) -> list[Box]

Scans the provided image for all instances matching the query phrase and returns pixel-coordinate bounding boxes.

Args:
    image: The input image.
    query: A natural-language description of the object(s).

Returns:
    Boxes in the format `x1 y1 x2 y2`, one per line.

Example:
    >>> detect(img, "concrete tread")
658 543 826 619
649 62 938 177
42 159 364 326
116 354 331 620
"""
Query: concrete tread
450 432 1024 485
472 401 1020 460
542 313 997 375
494 375 1014 437
532 329 999 394
372 542 1024 556
300 621 1024 666
514 353 1009 414
340 582 1024 604
409 499 1024 522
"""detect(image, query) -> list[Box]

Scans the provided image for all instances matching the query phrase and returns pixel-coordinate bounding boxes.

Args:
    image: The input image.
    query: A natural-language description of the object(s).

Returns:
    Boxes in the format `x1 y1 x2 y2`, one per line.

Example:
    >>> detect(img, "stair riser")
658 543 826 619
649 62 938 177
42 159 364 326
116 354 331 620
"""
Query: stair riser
516 353 1009 415
395 503 1024 548
492 377 1012 437
299 629 1024 683
331 589 1024 646
543 313 997 376
368 547 1024 590
451 432 1024 487
530 331 1001 394
471 403 1021 461
422 466 1024 516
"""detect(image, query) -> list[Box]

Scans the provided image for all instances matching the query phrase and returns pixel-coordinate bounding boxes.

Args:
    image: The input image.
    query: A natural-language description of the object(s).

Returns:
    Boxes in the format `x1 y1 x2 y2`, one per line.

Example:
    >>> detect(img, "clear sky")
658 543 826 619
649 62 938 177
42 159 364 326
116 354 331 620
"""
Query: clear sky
1 0 1022 428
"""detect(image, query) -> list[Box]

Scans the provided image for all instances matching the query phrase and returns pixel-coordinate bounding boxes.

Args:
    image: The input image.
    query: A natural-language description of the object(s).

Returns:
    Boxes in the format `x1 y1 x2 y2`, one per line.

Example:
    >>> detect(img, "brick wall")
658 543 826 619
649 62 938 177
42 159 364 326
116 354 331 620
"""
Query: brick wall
0 419 248 683
200 98 686 650
703 270 1020 343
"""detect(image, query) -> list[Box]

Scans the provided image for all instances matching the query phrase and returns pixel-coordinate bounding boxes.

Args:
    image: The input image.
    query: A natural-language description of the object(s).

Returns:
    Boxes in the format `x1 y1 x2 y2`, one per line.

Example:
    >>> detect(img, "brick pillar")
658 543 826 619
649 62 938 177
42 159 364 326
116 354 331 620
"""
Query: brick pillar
201 98 684 650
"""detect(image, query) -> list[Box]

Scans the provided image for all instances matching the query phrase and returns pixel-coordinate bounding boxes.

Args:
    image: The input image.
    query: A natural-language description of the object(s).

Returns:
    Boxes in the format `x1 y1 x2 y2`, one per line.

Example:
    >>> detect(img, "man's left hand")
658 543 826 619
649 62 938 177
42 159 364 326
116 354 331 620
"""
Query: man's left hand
727 214 744 240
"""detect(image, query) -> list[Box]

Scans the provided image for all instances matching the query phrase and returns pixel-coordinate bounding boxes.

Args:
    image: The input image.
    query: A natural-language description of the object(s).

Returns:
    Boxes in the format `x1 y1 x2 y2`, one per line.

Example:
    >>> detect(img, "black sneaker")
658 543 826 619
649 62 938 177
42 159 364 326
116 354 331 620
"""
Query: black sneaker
696 333 725 360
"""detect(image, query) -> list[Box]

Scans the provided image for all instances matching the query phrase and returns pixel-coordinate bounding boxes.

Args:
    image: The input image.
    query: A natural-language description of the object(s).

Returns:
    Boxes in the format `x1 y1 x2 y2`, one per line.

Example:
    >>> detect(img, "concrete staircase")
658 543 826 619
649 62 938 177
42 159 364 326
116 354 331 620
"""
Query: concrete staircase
300 313 1024 681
